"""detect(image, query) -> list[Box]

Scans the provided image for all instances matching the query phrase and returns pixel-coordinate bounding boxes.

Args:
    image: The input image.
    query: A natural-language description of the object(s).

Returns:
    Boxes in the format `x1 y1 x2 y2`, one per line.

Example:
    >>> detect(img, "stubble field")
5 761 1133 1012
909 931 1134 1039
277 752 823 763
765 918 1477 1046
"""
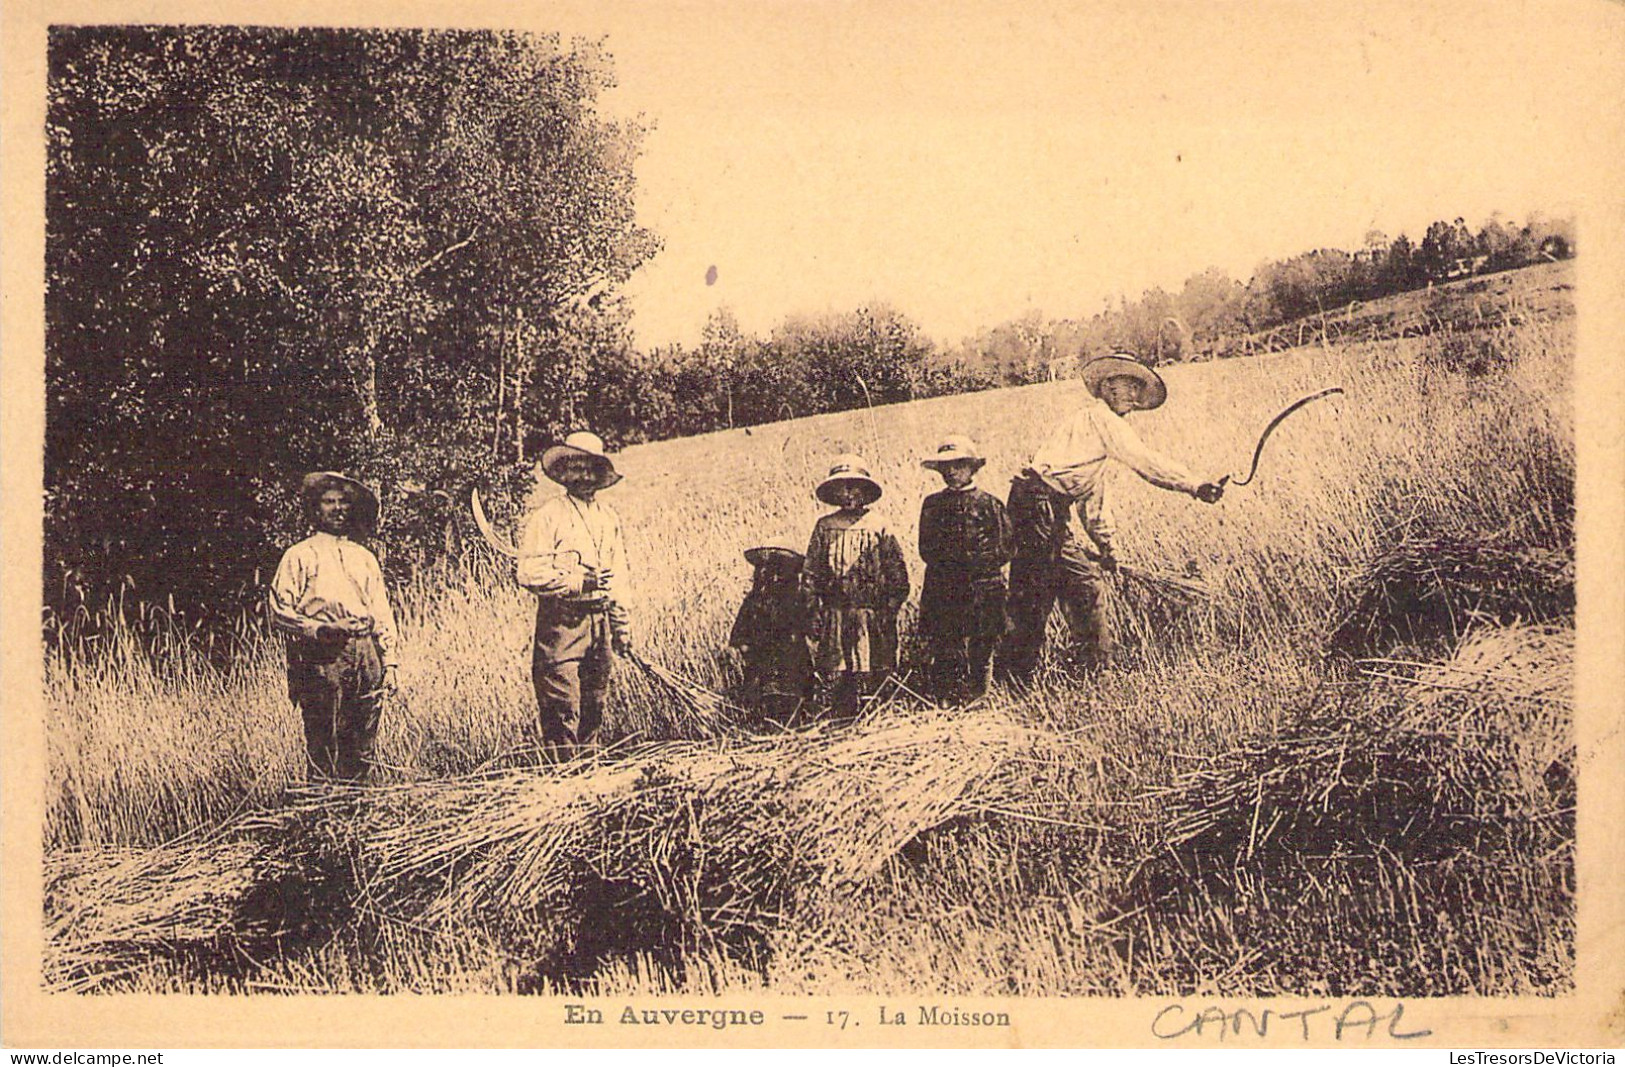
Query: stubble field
44 262 1577 996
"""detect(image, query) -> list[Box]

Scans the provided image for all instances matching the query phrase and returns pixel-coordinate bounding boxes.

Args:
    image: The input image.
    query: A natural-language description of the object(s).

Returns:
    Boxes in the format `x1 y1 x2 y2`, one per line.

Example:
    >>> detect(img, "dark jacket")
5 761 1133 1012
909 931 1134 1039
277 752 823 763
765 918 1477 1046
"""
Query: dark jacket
729 571 814 697
919 486 1014 580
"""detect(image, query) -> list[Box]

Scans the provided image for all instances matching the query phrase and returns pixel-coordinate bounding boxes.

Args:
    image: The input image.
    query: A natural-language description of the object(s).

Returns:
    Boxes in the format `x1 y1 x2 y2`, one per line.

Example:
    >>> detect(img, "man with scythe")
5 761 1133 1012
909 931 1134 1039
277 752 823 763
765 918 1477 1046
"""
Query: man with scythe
999 354 1225 681
515 431 635 756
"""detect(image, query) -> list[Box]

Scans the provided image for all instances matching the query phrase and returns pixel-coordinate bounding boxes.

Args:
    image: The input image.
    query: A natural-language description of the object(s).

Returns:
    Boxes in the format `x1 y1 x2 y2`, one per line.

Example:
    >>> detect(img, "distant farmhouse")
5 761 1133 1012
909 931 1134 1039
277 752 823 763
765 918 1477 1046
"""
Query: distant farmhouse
1445 254 1491 281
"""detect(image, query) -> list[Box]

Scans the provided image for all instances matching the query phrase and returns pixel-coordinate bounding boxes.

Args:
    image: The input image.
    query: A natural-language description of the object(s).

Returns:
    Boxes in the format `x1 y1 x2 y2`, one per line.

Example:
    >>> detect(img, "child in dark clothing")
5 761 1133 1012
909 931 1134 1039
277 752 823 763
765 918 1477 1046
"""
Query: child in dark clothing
729 537 814 726
918 435 1013 701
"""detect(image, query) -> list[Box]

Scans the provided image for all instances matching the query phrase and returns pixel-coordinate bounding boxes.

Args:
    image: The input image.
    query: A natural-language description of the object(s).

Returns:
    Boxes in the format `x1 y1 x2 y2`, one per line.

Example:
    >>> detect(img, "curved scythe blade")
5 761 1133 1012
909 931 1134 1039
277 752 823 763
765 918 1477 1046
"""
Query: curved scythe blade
1228 386 1345 487
470 487 519 558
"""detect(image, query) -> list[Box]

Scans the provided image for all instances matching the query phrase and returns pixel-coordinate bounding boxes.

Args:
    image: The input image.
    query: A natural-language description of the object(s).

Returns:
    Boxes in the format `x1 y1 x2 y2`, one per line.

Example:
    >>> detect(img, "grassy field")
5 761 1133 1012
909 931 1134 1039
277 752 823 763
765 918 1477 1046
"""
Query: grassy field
44 262 1577 995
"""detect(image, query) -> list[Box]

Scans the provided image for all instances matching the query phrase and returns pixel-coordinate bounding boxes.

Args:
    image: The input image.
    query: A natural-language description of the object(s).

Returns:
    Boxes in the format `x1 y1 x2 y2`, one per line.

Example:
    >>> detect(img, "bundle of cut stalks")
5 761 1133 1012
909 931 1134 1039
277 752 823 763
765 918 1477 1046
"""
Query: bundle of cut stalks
44 837 271 992
1156 623 1573 889
1107 562 1212 654
45 707 1069 988
1328 534 1573 657
1116 563 1210 607
1394 624 1574 813
306 709 1053 950
627 653 739 739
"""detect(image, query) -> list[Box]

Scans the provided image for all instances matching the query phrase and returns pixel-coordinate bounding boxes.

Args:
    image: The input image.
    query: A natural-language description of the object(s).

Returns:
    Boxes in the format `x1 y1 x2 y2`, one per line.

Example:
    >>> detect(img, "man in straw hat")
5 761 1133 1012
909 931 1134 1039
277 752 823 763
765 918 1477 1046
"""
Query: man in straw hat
268 471 400 782
918 435 1013 701
802 455 911 720
999 354 1224 681
517 431 634 756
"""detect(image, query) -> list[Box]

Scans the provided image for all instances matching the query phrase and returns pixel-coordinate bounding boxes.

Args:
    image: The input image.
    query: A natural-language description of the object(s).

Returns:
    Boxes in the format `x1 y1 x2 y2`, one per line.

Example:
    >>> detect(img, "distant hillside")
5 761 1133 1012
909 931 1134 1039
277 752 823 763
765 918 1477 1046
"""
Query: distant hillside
1202 260 1573 358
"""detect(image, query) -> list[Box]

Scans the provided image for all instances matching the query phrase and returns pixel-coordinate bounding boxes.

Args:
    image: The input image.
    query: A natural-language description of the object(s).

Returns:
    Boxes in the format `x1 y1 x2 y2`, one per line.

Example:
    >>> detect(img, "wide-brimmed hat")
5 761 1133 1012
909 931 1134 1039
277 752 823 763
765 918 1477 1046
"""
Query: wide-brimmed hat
921 434 986 470
815 454 882 507
541 431 623 489
1081 353 1168 410
744 534 806 568
301 471 379 534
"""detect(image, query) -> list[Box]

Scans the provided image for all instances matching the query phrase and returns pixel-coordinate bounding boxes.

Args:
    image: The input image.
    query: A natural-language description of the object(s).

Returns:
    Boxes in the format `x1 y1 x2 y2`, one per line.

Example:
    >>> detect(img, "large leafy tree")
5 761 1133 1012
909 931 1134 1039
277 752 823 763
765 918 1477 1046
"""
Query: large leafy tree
1176 267 1246 352
46 26 658 630
1419 217 1475 277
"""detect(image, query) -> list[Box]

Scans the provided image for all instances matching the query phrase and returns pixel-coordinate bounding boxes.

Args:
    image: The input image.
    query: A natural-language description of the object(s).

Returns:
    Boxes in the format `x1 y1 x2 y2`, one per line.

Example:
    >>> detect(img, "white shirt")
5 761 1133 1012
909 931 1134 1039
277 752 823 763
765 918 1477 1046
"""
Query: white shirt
516 492 632 636
267 532 400 666
1030 396 1200 545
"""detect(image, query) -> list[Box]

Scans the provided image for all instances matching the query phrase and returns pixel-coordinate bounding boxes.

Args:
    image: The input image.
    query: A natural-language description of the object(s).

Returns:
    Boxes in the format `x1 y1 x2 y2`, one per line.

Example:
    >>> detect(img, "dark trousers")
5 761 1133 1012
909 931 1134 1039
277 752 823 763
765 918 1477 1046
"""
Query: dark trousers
999 475 1113 681
741 648 813 728
919 568 1007 700
816 671 887 723
287 635 385 782
532 600 612 756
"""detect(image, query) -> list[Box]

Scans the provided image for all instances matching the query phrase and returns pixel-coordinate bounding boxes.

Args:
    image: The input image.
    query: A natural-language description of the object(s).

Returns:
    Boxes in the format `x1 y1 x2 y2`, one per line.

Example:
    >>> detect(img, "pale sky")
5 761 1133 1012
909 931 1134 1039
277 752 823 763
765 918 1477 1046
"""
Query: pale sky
540 2 1611 347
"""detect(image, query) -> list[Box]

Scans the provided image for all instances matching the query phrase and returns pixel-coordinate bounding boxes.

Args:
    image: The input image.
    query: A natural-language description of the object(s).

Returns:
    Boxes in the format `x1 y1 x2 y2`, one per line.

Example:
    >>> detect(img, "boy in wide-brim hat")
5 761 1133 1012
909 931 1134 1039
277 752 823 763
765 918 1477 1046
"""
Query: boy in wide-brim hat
268 471 400 782
517 431 634 757
729 536 815 726
1000 355 1224 680
918 435 1013 701
802 455 910 720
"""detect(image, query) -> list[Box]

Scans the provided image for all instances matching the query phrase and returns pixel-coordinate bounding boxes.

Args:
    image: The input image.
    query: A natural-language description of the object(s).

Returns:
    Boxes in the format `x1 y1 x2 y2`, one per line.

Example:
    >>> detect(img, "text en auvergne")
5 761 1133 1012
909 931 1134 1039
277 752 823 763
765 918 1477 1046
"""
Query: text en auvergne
565 1005 766 1029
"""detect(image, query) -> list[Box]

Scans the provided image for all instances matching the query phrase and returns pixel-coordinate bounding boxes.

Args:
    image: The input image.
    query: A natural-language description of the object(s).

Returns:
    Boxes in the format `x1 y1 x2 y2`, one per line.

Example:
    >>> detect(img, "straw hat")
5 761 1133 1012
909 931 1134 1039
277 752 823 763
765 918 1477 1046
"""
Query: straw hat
744 534 806 567
815 454 883 507
1081 353 1168 411
541 431 623 489
301 471 379 535
921 434 986 470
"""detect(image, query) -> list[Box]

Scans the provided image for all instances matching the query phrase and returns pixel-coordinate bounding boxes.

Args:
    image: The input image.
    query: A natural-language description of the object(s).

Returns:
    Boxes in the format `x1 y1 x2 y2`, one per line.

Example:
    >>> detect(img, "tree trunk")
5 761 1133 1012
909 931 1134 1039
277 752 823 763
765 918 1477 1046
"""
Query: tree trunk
355 326 384 439
514 307 528 463
364 356 383 436
492 314 506 458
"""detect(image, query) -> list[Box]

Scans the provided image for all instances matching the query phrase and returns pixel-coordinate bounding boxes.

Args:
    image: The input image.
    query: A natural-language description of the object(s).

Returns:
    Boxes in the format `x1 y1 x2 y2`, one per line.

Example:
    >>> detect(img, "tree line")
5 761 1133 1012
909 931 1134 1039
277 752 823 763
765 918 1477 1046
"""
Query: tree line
580 212 1575 447
1050 212 1578 367
615 211 1576 443
43 24 1577 640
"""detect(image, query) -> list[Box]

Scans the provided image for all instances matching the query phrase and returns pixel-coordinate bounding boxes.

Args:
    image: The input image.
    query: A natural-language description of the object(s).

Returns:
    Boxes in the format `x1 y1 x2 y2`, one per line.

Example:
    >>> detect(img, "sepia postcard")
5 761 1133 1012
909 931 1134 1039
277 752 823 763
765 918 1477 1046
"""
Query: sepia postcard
3 0 1623 1050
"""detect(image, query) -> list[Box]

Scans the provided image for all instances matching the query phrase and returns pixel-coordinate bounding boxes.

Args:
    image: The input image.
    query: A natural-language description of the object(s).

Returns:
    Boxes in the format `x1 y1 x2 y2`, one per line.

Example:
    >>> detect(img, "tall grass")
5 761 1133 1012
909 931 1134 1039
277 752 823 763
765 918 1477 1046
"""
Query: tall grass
43 268 1576 995
46 319 1573 842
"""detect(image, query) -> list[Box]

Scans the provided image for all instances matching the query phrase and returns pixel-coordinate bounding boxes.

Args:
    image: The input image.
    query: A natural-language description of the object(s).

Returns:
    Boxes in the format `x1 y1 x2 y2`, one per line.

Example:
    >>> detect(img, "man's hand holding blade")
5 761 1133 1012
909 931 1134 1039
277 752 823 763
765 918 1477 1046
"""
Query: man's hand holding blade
580 565 616 607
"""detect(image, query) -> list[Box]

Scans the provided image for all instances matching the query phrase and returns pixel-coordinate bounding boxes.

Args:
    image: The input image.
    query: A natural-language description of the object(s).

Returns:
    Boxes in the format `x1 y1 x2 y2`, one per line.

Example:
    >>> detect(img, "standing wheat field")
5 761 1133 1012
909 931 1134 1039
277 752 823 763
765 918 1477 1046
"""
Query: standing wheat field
45 264 1576 996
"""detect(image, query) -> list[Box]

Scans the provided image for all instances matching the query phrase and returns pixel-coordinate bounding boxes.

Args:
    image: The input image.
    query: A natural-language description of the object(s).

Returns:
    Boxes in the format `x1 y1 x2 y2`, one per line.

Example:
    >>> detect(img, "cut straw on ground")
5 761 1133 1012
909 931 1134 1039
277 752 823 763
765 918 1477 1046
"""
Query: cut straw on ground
44 707 1085 992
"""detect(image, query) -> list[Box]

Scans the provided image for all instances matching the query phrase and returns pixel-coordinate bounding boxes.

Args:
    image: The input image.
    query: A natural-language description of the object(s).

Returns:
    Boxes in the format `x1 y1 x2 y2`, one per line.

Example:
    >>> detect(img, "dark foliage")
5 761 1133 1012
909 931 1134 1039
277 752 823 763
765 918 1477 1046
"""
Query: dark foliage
46 25 657 634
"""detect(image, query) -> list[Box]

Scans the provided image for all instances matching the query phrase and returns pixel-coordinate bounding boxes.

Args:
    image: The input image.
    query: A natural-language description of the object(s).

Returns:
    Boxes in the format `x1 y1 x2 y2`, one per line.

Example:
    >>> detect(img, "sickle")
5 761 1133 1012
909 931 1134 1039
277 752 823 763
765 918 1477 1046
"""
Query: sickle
471 490 589 573
1223 386 1344 488
470 487 519 558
